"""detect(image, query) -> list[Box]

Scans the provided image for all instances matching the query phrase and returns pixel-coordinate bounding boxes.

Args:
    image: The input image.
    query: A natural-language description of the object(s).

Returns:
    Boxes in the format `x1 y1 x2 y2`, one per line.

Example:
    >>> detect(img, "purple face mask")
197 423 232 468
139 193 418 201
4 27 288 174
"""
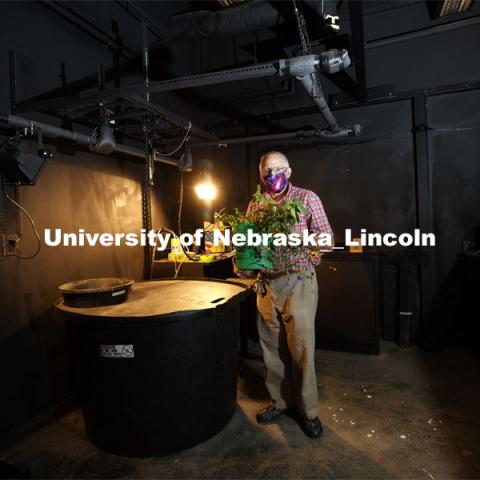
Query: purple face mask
261 171 288 194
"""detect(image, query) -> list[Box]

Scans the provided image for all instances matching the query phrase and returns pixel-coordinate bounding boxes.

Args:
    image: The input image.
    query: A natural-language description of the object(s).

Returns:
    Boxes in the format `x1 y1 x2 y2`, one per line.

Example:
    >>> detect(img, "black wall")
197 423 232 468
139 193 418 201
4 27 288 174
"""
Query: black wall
1 0 479 449
0 1 184 448
428 89 480 287
183 42 480 343
181 2 480 344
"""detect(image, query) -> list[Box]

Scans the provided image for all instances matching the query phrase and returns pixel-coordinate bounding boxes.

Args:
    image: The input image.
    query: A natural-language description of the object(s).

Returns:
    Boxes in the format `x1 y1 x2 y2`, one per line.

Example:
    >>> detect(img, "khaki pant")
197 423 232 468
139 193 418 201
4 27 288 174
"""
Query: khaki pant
256 269 319 419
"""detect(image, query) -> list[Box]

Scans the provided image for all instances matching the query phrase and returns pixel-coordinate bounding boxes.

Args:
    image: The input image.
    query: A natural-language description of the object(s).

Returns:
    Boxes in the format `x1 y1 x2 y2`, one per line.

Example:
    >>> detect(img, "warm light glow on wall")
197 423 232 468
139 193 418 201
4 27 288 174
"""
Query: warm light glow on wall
195 182 217 201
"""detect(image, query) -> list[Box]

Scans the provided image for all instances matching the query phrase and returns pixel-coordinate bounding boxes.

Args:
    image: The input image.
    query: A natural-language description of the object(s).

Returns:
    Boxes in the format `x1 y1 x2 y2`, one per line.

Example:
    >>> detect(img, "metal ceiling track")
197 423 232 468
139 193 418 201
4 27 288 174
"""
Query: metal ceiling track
18 54 360 138
17 61 280 114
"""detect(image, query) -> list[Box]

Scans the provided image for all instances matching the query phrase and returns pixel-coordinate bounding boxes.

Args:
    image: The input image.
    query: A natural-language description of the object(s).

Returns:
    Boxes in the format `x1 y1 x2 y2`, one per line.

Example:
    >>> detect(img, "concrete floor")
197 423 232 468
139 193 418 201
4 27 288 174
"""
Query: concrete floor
2 341 480 479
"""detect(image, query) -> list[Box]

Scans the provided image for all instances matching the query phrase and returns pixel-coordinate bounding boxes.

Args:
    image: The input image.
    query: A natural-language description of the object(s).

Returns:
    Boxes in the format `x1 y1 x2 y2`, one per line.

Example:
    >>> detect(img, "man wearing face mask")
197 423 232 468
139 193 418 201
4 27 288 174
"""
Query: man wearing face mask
234 151 334 439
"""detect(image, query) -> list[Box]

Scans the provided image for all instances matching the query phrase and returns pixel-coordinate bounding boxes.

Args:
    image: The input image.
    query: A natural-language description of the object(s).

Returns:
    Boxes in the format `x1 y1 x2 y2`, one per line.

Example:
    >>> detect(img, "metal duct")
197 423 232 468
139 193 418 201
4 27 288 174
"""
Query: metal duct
0 114 180 167
167 0 340 42
167 0 284 41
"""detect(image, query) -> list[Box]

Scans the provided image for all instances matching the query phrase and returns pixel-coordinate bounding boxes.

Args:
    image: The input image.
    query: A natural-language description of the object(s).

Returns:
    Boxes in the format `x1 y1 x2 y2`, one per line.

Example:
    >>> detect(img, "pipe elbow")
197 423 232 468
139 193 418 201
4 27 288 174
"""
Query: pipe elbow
89 123 116 155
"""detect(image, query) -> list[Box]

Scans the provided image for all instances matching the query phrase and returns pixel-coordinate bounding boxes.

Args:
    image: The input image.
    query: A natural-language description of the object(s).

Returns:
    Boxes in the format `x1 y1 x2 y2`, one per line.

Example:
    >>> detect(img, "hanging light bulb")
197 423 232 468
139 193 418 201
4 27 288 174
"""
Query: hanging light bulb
195 176 217 201
195 181 217 201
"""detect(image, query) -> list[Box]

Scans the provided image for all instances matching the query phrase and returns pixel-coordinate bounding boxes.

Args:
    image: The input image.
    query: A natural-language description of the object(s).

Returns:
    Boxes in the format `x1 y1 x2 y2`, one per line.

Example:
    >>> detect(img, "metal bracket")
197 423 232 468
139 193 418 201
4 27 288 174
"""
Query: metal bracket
127 96 217 142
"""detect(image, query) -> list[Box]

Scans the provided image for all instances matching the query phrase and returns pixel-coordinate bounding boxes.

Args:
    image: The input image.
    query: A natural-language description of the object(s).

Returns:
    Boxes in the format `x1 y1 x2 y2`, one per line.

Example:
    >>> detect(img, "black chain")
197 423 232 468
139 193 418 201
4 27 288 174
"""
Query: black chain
292 0 320 98
292 0 312 55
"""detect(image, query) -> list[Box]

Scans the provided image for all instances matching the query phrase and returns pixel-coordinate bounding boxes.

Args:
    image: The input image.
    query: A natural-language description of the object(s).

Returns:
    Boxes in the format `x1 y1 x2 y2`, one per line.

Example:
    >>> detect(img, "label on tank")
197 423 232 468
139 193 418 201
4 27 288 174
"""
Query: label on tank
99 344 135 358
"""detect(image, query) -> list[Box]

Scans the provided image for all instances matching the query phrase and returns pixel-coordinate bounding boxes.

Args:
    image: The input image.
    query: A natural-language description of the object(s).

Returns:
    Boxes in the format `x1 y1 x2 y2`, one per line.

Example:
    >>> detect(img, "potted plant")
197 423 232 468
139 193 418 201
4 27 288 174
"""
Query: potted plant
219 185 308 270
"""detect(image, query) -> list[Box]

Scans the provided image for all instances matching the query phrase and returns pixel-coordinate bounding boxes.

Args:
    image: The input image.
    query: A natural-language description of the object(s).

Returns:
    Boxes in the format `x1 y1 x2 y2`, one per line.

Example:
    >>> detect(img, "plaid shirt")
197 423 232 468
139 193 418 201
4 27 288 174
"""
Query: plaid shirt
247 183 334 274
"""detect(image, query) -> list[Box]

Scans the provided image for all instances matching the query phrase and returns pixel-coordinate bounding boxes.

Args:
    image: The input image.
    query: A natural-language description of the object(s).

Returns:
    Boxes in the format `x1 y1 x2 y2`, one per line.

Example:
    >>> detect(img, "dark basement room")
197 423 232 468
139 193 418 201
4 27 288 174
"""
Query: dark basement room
0 1 479 479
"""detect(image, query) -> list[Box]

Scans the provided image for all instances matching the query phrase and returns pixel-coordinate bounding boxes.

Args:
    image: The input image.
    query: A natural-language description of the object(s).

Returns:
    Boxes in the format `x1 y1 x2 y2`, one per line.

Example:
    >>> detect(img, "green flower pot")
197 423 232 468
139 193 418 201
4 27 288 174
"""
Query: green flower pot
234 222 274 270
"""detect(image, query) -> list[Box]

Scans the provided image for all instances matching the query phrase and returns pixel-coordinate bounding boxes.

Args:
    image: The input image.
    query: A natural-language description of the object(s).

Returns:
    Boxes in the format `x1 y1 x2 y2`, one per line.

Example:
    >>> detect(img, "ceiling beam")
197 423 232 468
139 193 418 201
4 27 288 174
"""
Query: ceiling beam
20 1 286 135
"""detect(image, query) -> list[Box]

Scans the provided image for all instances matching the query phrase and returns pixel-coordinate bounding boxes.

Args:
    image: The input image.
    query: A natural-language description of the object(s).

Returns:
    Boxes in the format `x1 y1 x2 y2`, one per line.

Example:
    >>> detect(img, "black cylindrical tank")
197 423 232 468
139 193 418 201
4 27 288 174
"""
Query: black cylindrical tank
56 278 247 456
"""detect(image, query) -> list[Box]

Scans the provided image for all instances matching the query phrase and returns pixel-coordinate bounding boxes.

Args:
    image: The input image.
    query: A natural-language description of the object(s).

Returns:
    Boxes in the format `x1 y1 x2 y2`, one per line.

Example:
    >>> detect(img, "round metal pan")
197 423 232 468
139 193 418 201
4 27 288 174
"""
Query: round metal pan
58 277 134 308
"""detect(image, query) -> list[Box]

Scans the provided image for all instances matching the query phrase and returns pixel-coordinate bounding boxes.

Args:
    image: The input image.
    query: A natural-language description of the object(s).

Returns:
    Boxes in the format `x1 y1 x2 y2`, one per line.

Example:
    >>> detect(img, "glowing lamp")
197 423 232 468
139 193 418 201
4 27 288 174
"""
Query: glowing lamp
195 182 217 201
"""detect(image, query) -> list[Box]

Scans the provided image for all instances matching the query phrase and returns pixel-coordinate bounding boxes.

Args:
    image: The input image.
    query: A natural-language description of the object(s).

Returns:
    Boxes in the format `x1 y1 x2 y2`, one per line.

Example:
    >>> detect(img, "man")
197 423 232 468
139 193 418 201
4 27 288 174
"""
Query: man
234 151 333 438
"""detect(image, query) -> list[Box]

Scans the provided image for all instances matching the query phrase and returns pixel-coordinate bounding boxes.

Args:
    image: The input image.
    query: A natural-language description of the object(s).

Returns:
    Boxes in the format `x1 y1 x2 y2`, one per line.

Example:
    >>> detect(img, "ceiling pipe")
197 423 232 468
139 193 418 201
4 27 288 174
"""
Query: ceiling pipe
191 126 363 148
296 51 353 132
0 114 180 167
297 73 339 132
277 54 359 135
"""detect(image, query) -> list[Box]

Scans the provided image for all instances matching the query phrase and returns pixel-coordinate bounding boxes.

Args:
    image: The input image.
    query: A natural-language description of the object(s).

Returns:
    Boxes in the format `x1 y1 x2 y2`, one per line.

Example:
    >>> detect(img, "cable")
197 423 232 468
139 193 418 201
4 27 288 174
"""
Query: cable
173 251 187 278
160 227 200 262
0 132 23 150
178 170 183 235
162 121 192 157
1 177 41 259
0 138 12 150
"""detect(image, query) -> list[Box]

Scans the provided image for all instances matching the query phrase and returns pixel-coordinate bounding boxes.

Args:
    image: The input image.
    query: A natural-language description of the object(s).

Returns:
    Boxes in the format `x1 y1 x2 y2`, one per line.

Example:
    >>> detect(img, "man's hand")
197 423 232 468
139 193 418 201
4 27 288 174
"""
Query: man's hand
236 269 256 279
233 260 256 279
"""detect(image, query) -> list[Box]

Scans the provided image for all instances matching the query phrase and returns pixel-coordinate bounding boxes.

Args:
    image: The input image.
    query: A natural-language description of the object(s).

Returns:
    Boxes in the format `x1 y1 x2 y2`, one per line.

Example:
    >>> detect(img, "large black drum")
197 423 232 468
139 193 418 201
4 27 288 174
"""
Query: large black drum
56 278 248 456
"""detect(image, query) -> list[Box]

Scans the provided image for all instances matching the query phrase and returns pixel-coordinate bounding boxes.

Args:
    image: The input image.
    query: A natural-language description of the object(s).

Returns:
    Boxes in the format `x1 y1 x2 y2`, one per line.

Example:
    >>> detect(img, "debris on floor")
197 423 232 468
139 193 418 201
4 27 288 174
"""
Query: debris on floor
422 467 436 480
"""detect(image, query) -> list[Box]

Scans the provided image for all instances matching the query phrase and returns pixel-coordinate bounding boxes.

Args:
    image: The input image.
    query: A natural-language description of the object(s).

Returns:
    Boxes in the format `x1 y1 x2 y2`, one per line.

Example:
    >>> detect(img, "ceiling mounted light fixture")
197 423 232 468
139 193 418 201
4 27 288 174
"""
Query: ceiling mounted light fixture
428 0 473 18
0 141 47 185
216 0 245 7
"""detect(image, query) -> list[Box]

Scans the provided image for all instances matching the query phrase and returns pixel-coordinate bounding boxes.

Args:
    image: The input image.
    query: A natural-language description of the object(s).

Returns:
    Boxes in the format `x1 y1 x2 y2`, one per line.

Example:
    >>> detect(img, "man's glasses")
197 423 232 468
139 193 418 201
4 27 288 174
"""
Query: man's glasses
261 167 288 176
